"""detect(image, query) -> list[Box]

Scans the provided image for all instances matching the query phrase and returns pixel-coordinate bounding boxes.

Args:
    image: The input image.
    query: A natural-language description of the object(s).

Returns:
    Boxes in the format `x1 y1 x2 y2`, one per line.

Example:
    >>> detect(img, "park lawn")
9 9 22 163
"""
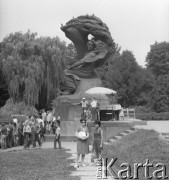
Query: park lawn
102 129 169 180
0 148 79 180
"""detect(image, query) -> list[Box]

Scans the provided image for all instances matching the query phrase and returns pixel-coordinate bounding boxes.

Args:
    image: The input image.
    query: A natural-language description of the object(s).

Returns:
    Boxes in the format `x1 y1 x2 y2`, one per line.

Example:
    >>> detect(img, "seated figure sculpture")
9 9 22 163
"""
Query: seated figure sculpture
60 15 115 95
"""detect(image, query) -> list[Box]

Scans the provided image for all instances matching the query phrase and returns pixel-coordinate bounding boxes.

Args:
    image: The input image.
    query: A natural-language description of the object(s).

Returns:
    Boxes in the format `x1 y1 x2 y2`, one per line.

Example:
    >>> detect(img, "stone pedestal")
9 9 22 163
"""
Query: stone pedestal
54 72 109 119
53 72 110 137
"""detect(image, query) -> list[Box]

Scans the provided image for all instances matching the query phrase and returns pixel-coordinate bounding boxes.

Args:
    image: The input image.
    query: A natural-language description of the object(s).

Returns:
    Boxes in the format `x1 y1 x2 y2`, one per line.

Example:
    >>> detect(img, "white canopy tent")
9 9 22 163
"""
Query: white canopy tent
85 87 116 95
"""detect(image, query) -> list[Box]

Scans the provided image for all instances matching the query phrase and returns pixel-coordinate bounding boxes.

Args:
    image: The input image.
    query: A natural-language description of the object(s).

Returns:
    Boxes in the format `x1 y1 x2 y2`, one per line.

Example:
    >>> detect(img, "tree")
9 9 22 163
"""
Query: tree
146 41 169 77
0 69 9 107
148 75 169 112
0 31 66 109
135 68 155 106
96 43 121 86
0 43 9 107
64 43 77 66
104 50 154 107
145 41 169 112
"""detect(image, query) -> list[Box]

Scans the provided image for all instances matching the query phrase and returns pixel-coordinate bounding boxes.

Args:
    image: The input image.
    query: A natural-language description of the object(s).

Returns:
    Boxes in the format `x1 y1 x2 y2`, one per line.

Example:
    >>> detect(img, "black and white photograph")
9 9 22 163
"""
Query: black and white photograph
0 0 169 179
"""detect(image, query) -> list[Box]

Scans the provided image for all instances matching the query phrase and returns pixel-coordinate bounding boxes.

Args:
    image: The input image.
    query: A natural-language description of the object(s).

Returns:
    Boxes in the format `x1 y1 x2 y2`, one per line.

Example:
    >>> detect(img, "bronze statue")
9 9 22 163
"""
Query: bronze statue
60 15 115 95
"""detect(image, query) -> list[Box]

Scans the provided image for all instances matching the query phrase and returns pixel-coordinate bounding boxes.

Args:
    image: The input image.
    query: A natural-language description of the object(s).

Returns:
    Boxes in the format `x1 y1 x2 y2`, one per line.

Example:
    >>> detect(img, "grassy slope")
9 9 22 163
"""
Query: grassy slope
102 129 169 180
0 149 79 180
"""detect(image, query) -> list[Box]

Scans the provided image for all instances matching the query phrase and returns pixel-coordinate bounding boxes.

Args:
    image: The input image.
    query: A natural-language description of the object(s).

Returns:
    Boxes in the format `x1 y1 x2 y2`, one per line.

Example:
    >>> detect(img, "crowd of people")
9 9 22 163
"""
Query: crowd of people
0 109 61 150
0 97 103 167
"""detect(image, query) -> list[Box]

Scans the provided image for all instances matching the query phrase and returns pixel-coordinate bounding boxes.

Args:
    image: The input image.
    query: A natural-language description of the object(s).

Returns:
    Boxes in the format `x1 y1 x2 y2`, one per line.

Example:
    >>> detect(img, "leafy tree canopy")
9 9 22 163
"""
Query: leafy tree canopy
101 50 155 107
148 74 169 112
146 41 169 77
1 31 169 114
0 31 66 109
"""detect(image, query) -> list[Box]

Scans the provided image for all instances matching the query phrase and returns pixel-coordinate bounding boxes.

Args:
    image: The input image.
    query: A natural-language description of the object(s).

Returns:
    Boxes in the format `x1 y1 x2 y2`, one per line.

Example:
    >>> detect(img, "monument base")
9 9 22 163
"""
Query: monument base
53 72 110 121
53 72 110 137
45 121 136 144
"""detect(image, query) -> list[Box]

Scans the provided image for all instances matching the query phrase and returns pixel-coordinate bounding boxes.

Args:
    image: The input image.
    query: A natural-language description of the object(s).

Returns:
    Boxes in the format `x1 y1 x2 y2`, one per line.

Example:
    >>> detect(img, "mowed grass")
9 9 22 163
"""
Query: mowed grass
102 129 169 180
0 148 80 180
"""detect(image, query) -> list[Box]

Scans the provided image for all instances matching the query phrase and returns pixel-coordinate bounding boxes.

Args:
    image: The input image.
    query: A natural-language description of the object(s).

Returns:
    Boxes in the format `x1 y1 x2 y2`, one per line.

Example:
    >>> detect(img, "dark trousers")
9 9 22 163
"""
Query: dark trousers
1 135 7 149
82 107 87 113
18 133 24 145
44 121 47 134
13 135 18 146
32 133 41 147
7 134 13 148
54 135 61 149
24 133 30 148
52 128 56 134
40 132 45 142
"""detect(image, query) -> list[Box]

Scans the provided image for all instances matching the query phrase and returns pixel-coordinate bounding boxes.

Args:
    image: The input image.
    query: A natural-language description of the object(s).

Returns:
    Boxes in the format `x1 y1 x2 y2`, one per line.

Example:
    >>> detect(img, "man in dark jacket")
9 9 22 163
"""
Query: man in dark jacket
6 122 13 148
18 122 24 145
32 121 41 148
1 123 7 149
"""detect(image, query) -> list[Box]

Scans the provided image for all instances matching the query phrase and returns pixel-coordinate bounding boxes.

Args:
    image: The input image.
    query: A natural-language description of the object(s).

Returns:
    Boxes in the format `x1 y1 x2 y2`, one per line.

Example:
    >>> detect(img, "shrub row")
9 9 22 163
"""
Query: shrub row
0 99 38 123
136 112 169 120
0 115 11 123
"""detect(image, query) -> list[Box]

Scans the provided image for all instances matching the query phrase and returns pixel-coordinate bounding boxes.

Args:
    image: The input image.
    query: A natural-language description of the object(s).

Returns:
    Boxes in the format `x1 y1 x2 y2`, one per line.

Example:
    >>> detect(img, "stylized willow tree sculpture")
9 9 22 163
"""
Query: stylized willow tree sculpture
60 15 115 95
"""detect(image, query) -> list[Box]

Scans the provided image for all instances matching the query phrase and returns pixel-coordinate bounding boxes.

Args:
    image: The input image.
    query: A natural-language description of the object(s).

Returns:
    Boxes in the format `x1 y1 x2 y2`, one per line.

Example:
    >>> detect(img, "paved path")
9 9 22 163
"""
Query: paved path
65 142 114 180
134 120 169 133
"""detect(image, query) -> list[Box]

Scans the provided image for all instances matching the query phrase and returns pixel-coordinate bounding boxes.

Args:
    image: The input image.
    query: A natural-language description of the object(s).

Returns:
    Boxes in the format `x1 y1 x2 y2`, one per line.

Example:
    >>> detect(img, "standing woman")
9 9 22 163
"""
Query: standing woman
92 121 103 163
75 119 89 168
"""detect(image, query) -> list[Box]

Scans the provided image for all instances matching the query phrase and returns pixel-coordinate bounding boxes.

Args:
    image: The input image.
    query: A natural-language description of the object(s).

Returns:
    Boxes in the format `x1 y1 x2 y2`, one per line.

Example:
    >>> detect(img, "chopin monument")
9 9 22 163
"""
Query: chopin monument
54 15 115 124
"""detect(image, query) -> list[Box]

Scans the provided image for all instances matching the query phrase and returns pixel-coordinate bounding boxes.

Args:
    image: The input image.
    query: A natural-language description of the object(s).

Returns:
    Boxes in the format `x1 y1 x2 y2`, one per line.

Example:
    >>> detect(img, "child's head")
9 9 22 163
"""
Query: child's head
94 120 101 127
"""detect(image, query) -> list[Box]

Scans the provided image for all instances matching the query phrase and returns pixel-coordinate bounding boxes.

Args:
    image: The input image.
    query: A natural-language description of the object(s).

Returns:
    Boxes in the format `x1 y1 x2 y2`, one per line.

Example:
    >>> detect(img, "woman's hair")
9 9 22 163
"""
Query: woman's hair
56 120 60 126
94 120 101 127
80 118 86 123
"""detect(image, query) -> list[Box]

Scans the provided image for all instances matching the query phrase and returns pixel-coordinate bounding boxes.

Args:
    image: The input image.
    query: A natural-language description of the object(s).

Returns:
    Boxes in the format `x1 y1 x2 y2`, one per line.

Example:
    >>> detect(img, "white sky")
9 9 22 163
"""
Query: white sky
0 0 169 67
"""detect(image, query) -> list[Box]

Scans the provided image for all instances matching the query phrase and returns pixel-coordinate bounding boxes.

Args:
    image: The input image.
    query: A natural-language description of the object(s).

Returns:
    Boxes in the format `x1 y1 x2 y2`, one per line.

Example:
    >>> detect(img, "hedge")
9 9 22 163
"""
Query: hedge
0 99 38 123
136 112 169 120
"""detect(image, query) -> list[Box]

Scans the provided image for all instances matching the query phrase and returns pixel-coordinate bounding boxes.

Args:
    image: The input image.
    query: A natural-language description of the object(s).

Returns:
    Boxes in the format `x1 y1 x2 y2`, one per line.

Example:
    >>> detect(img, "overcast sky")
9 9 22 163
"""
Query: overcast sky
0 0 169 67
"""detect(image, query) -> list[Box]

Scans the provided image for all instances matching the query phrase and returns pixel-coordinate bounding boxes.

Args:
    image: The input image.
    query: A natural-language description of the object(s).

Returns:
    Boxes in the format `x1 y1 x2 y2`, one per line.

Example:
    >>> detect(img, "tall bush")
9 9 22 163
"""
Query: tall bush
0 99 38 121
